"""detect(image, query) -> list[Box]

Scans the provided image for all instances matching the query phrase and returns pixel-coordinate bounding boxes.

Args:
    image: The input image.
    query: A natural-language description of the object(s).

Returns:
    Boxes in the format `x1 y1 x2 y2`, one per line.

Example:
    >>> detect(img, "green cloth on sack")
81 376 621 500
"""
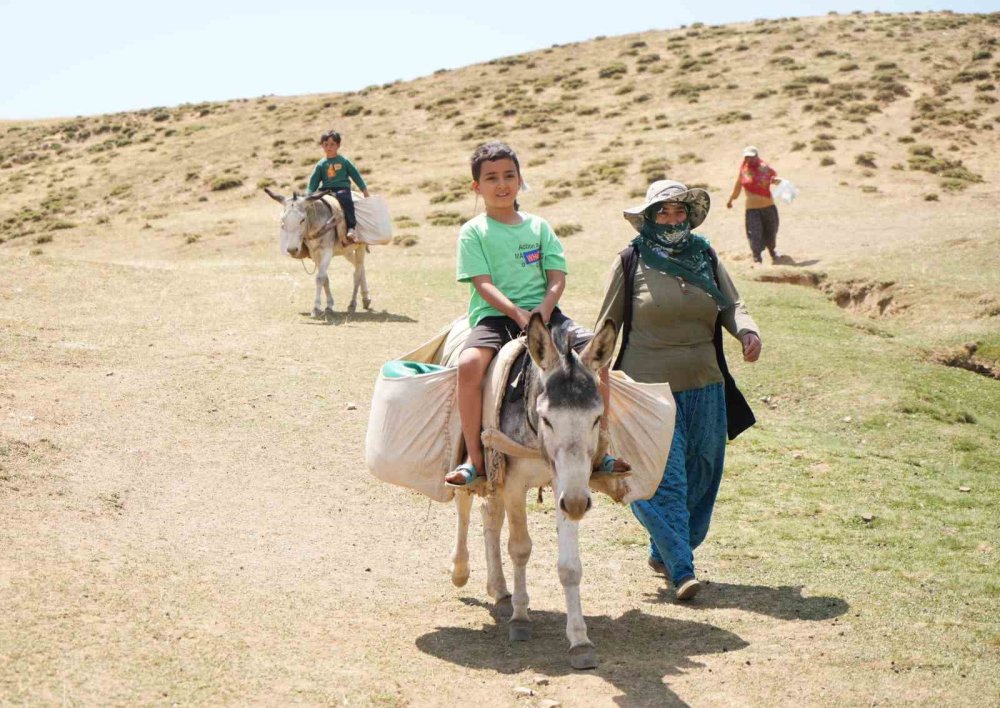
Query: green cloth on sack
381 361 449 378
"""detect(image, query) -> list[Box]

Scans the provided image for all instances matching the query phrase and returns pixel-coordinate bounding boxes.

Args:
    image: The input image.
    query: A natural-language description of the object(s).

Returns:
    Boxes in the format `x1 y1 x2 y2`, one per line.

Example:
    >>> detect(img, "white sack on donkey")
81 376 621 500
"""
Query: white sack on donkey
365 317 675 506
352 193 393 245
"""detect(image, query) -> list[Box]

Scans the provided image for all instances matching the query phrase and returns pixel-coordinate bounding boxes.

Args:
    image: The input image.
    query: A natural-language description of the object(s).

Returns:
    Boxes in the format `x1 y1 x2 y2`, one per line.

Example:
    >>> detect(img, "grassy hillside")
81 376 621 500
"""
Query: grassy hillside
2 11 998 339
0 10 998 706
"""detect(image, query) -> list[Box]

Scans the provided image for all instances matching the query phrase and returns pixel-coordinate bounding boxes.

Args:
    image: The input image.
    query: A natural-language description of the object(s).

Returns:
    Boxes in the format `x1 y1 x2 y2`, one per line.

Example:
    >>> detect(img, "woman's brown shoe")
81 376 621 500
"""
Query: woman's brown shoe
675 576 701 601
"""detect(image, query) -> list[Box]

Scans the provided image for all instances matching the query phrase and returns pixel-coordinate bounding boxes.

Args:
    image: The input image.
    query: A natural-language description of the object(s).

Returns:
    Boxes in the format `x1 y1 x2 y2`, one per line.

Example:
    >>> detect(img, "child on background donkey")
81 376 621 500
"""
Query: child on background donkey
307 130 369 244
444 141 628 487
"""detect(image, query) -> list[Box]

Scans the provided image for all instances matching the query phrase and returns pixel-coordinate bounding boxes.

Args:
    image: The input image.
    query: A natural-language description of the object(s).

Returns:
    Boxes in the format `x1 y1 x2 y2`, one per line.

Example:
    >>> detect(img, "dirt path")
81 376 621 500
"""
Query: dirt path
2 197 990 706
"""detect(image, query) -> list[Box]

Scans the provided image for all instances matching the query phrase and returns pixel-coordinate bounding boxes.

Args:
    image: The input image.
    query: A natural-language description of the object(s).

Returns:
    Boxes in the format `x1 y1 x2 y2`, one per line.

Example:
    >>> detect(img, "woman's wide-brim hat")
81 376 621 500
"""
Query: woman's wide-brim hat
623 179 711 232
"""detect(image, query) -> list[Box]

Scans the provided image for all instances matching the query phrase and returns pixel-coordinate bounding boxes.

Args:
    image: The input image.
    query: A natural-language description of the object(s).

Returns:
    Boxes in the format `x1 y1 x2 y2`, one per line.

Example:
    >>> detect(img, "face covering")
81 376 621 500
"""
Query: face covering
632 205 730 308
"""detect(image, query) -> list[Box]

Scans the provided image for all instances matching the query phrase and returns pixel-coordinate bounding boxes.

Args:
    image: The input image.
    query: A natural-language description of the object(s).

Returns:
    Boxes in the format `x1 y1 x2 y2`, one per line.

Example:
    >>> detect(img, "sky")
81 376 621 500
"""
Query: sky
1 0 996 120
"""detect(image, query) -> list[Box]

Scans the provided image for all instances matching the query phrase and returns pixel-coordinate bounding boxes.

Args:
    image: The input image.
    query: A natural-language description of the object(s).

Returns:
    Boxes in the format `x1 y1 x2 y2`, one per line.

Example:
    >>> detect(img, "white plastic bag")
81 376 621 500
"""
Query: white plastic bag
771 179 798 204
353 194 393 245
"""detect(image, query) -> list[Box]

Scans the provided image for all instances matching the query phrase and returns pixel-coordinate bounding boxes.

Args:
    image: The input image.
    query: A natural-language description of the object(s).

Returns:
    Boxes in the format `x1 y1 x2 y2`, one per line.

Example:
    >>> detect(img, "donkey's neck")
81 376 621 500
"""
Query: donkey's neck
305 200 335 246
500 357 542 450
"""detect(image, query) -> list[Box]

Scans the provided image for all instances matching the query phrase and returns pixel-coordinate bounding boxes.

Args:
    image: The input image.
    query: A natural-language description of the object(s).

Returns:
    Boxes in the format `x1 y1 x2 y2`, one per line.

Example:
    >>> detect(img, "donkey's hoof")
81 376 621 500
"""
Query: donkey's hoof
363 297 373 310
311 308 323 318
508 619 531 642
450 563 469 588
569 644 598 670
347 302 357 313
324 307 335 317
493 595 513 620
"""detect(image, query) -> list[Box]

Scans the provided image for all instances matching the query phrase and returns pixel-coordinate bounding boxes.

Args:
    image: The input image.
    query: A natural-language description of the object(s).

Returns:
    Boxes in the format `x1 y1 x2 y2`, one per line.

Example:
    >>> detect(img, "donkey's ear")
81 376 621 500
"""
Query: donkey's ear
263 187 285 204
526 313 557 371
579 318 618 373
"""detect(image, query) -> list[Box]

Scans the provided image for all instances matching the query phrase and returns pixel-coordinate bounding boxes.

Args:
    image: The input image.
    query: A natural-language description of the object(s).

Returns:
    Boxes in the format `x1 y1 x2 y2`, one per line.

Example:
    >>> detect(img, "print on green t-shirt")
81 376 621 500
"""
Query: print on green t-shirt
307 156 367 193
455 213 568 327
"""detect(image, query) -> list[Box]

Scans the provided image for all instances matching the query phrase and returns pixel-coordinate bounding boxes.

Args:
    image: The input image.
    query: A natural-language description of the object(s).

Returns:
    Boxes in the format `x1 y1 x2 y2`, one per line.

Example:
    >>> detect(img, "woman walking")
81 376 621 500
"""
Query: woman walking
727 146 782 265
596 179 761 600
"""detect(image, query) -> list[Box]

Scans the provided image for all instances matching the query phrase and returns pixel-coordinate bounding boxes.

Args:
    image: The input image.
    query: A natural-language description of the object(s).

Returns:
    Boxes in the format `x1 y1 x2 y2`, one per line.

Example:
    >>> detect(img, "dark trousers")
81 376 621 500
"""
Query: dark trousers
332 189 357 229
745 205 779 262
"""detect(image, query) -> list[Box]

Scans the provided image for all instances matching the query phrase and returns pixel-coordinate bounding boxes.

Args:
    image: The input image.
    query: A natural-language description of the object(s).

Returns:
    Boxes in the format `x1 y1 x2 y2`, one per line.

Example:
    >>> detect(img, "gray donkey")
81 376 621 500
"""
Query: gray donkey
264 188 371 316
451 313 619 670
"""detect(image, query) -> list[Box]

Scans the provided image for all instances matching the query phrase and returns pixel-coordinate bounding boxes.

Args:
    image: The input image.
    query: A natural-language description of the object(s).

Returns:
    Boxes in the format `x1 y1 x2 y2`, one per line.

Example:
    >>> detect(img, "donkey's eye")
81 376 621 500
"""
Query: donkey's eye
593 416 601 428
541 417 552 429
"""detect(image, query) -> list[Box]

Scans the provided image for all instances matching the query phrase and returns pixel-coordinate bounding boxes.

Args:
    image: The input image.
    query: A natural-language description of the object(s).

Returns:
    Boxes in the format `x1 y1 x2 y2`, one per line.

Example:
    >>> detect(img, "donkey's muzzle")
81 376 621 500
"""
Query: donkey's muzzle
559 493 592 520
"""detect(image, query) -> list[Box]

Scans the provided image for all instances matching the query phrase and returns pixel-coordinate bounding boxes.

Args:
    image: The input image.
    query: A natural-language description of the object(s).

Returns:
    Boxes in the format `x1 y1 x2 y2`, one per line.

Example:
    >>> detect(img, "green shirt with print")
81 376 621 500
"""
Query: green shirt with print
307 155 367 193
456 213 568 327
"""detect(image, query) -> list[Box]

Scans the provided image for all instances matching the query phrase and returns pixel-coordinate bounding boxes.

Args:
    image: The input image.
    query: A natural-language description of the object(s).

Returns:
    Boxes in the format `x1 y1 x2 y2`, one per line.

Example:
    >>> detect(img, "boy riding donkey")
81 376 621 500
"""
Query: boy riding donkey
307 130 369 246
444 141 629 487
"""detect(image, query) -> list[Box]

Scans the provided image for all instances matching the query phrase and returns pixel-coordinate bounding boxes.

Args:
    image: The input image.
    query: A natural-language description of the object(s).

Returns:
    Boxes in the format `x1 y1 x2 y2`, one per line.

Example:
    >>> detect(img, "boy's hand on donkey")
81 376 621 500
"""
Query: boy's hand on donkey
513 307 533 331
530 304 554 325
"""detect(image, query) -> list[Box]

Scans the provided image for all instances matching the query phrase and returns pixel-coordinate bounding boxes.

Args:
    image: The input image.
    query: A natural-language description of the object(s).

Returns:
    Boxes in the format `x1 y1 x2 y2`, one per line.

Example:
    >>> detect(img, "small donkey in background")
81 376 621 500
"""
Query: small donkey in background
264 188 371 316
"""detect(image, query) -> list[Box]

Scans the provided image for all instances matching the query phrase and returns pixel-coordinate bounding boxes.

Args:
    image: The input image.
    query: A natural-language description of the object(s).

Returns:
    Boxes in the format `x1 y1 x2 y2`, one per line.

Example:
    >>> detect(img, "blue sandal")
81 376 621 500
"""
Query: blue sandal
445 462 479 488
594 454 630 476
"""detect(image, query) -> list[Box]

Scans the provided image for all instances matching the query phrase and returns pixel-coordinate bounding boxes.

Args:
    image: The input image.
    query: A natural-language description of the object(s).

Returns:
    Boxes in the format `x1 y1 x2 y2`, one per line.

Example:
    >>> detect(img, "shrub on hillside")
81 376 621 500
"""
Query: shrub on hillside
598 63 627 79
211 177 243 191
640 157 670 182
428 211 464 226
554 223 583 238
855 152 877 168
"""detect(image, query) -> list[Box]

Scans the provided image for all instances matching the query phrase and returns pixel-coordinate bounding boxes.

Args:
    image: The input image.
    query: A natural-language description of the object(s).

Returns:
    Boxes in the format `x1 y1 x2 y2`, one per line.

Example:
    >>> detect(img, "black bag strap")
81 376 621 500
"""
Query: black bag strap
611 244 640 371
706 248 757 440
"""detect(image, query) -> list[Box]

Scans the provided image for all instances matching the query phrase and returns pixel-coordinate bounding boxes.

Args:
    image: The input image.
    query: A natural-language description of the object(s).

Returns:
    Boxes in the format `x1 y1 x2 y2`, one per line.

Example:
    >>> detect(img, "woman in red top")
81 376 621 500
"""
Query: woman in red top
726 146 782 265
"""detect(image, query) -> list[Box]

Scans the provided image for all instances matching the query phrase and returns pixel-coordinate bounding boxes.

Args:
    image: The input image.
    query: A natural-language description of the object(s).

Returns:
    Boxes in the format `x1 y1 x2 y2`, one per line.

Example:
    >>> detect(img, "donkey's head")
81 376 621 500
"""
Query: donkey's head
526 314 617 521
263 188 337 255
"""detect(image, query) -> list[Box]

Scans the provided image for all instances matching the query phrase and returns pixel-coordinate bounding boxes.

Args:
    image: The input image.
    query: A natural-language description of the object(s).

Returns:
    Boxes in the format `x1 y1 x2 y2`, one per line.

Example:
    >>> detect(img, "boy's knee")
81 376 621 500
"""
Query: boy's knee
458 348 494 380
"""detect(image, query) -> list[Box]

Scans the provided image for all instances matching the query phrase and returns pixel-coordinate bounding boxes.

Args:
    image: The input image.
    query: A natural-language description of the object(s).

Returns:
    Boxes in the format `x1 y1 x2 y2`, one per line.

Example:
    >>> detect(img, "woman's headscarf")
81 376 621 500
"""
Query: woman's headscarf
632 203 731 308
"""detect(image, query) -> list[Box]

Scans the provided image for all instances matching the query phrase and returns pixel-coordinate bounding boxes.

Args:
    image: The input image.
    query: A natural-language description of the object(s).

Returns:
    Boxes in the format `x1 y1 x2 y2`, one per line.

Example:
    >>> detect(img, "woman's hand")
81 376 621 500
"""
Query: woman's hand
726 199 734 209
740 332 762 362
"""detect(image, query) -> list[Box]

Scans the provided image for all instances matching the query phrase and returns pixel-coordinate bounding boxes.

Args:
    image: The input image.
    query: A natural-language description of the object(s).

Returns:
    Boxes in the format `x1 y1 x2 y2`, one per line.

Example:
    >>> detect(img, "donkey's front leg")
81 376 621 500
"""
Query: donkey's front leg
557 508 597 669
502 481 532 641
450 491 473 587
319 250 335 315
482 494 510 602
311 254 325 318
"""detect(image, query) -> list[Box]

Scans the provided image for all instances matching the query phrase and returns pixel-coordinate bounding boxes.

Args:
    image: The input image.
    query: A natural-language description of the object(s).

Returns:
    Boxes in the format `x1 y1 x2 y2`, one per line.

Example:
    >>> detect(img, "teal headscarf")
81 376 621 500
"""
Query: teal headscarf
633 210 731 308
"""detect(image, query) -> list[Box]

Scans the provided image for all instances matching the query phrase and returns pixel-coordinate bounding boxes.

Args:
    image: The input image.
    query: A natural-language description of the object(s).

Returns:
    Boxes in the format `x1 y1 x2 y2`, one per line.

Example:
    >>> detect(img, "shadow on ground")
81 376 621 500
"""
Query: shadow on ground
416 598 748 707
297 310 417 325
645 581 849 621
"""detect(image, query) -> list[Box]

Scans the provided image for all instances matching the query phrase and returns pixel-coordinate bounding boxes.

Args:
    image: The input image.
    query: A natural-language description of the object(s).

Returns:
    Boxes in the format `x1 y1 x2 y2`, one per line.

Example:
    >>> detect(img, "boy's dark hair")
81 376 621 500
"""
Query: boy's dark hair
319 130 342 145
470 141 520 181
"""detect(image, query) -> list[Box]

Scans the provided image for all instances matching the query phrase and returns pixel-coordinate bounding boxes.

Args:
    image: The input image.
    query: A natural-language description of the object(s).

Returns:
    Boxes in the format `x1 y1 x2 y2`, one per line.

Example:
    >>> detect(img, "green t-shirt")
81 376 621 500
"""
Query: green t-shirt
307 155 367 193
456 213 568 327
